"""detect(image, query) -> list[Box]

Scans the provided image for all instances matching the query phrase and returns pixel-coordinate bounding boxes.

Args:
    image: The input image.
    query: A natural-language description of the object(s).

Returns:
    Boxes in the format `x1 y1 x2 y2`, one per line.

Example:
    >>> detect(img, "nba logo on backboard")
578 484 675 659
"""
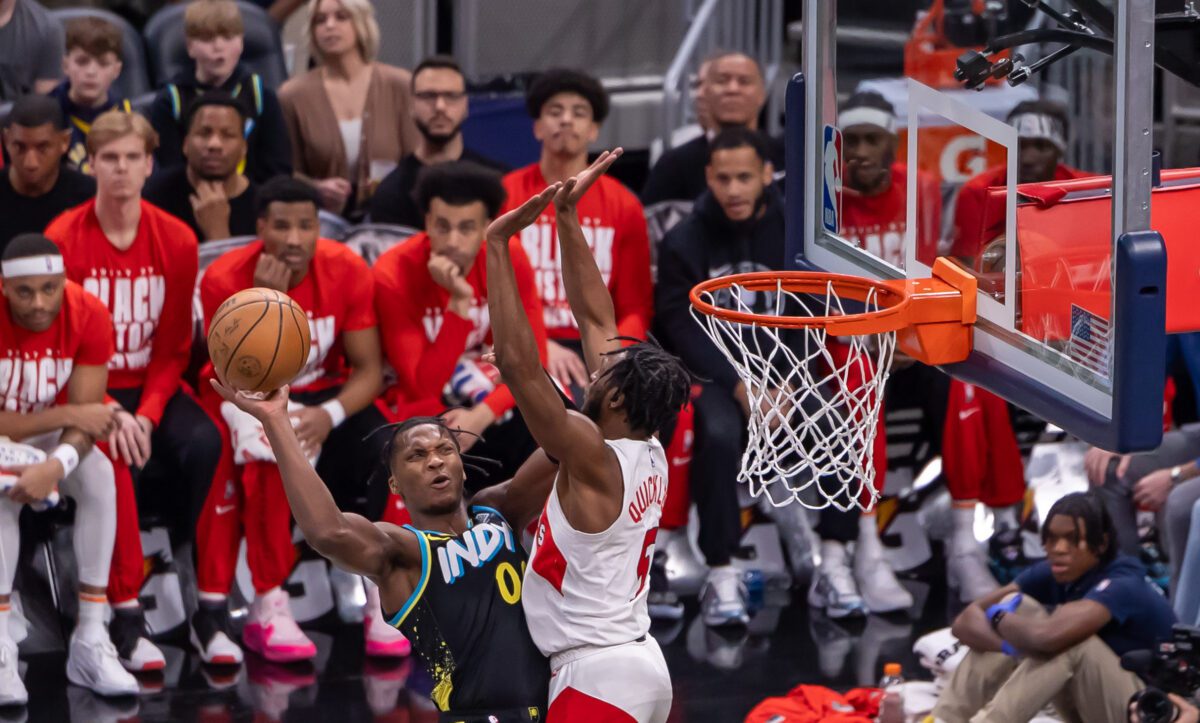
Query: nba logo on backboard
822 125 843 234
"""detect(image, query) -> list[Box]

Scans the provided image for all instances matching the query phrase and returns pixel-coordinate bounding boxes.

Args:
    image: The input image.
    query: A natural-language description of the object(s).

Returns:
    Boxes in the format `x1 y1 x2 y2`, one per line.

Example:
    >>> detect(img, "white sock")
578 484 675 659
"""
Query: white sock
952 504 978 551
857 515 882 558
991 505 1020 532
820 539 847 569
76 594 107 641
363 577 382 620
0 603 11 644
112 599 138 611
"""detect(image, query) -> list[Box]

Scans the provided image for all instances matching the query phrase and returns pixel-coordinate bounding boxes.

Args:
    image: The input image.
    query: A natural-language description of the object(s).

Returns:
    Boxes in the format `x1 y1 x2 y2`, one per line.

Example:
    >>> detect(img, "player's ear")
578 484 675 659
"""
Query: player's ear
387 475 400 496
761 160 774 186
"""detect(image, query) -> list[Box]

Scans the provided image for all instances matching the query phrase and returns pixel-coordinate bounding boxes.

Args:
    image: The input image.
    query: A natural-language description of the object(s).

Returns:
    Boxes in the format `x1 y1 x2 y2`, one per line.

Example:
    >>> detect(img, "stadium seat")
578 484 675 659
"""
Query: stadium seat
51 8 153 99
142 1 288 89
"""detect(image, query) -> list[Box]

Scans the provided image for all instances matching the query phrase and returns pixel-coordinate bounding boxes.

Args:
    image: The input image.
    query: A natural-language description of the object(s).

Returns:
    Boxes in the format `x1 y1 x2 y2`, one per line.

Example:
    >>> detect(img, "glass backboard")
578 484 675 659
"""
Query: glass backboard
790 0 1168 452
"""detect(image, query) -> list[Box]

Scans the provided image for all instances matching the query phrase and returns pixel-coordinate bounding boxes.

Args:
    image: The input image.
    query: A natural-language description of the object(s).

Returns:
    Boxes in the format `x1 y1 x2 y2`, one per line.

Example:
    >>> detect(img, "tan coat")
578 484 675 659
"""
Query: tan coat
278 62 420 210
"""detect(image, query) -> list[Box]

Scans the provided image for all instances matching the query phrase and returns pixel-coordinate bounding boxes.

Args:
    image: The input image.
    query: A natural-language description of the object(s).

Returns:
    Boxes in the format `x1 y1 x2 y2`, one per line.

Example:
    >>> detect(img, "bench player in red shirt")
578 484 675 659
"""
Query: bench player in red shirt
46 109 222 672
0 234 139 703
373 161 547 488
194 177 397 664
501 69 653 401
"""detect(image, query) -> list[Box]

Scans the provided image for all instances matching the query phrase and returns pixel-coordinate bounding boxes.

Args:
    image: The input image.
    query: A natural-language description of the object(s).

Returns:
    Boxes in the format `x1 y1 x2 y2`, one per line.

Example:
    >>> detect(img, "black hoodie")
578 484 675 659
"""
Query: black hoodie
654 186 785 390
147 63 292 184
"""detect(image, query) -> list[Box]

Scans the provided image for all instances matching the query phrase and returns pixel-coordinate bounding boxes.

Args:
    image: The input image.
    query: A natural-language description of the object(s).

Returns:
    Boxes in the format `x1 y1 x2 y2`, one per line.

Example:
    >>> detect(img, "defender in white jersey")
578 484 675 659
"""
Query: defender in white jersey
485 149 691 722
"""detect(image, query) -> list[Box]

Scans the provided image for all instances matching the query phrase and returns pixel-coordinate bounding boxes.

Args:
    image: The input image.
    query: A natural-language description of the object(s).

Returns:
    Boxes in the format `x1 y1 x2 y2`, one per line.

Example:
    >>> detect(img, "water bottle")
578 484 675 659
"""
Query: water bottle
878 662 906 723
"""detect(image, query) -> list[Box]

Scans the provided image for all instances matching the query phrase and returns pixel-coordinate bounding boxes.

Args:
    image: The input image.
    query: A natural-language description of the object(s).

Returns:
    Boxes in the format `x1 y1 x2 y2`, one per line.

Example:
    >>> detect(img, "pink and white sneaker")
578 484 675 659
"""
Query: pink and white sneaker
364 583 410 658
242 589 316 663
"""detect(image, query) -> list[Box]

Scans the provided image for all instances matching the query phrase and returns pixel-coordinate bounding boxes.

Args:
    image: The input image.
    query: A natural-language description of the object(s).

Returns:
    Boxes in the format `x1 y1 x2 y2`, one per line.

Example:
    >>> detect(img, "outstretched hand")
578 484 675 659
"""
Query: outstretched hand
210 379 291 422
485 183 562 242
554 149 623 211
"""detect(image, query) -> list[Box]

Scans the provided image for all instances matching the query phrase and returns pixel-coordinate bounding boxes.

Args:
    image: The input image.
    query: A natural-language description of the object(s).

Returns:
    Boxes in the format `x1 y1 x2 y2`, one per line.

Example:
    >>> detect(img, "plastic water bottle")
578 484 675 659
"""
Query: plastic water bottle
878 662 906 723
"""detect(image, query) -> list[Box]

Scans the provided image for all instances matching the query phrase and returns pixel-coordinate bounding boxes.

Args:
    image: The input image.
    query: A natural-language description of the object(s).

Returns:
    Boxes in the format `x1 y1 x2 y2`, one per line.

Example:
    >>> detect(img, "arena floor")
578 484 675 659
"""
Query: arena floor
14 578 952 722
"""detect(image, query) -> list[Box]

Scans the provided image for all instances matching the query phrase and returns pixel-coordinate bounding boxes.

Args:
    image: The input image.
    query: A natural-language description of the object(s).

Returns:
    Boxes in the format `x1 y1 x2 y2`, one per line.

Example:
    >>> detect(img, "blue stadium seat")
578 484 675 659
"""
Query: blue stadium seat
51 7 153 99
142 1 288 90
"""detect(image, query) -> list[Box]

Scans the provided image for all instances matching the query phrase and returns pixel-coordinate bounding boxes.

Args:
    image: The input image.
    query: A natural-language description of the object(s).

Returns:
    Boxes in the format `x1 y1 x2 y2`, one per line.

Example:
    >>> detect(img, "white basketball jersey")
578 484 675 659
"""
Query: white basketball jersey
523 437 668 657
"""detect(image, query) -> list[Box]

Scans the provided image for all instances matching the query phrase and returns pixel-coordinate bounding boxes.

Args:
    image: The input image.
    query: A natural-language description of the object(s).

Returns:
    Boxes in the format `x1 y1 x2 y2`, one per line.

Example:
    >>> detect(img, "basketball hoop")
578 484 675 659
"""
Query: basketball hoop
689 259 977 511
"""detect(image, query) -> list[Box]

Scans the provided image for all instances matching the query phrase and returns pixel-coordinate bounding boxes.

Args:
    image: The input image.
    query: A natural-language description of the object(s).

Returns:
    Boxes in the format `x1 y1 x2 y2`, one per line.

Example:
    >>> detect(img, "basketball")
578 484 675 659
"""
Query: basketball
206 288 312 393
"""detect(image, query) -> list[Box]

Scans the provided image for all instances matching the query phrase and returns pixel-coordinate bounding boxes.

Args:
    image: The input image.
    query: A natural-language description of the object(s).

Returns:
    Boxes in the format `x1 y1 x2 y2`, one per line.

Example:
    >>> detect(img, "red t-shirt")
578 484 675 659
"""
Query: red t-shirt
501 164 653 341
0 281 114 413
200 239 376 394
372 231 547 418
46 199 198 425
951 163 1088 261
839 163 942 268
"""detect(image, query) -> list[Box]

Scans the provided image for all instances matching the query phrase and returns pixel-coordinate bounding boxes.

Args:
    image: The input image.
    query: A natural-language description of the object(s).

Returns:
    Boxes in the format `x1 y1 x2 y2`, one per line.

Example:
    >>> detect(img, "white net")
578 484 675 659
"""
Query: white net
691 277 897 511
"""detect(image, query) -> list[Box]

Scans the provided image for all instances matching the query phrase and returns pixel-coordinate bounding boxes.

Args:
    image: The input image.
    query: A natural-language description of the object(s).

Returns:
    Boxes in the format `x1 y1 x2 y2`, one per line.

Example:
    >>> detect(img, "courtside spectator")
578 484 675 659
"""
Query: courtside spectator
641 51 783 205
501 68 652 399
145 92 258 241
194 176 397 664
0 95 95 250
369 55 507 228
0 0 64 101
654 128 782 627
951 100 1087 265
46 110 221 671
279 0 418 219
148 0 291 184
50 17 131 175
0 234 138 702
934 492 1171 722
373 161 546 483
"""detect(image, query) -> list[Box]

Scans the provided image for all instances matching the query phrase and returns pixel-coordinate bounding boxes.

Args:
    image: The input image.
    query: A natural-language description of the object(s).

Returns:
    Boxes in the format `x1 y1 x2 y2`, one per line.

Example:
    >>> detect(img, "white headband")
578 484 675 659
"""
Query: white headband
2 255 64 278
838 107 897 134
1009 112 1067 153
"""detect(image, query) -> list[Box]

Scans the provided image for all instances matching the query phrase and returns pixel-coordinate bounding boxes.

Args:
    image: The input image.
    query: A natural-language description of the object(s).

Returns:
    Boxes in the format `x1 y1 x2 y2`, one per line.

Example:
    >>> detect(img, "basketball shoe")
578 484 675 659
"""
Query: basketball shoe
700 566 750 627
808 540 867 619
242 588 316 663
0 637 26 706
109 606 166 672
854 516 913 614
66 629 140 696
190 601 244 666
364 581 410 658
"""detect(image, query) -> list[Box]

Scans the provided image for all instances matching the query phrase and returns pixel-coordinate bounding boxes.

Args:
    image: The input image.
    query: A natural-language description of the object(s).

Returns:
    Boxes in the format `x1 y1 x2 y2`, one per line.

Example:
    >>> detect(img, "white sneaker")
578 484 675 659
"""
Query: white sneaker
700 566 750 627
190 604 244 666
66 632 139 697
0 637 27 706
807 541 866 619
854 543 914 614
949 542 1000 603
364 583 410 658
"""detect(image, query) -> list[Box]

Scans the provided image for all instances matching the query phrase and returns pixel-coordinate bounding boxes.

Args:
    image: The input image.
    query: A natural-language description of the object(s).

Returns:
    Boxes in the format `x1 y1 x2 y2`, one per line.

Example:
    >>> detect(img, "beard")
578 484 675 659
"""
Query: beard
416 116 462 146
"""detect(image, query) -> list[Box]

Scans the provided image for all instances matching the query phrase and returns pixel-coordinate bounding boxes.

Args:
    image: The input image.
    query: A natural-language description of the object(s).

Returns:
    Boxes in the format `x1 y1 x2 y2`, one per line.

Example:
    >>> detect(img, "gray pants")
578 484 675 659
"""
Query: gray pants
932 596 1143 723
1095 424 1200 585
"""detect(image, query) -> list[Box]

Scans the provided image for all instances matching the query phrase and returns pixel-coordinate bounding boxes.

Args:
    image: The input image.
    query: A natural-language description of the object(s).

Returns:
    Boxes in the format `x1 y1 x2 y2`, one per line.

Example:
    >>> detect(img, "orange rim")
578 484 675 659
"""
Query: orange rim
689 270 912 335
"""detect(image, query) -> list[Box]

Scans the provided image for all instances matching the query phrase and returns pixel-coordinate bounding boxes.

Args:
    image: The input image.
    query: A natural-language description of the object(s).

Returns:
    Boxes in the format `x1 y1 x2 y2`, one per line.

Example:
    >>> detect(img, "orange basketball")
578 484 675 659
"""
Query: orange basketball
206 288 312 393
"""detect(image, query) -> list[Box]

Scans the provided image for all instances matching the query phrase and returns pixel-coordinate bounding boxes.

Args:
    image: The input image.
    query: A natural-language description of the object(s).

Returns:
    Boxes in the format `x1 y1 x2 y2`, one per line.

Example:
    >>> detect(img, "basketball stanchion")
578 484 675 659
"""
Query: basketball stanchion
689 258 977 511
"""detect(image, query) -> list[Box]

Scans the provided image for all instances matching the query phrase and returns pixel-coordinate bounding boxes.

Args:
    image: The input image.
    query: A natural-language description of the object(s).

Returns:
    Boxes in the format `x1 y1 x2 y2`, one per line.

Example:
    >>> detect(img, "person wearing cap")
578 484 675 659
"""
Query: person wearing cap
0 95 96 251
950 100 1087 265
0 233 140 704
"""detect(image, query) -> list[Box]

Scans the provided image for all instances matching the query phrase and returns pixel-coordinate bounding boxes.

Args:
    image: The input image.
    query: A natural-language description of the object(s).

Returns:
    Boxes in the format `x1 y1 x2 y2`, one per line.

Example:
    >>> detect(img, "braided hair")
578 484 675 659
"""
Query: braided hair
1041 490 1117 565
591 337 694 437
374 414 499 480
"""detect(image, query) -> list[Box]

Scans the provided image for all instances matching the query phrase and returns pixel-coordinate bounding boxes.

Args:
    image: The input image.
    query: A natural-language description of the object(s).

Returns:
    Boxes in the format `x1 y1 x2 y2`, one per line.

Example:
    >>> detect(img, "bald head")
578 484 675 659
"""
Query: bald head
703 52 767 129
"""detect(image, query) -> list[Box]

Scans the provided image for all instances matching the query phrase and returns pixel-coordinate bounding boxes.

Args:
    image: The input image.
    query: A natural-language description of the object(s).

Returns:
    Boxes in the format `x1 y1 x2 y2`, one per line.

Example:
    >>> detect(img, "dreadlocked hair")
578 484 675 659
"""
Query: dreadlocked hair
369 414 501 479
1041 490 1117 565
599 336 694 437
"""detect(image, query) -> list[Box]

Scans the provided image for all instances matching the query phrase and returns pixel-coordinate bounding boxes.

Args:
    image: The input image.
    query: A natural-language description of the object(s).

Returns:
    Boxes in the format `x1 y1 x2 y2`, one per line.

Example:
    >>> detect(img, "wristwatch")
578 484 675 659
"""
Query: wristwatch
1172 465 1185 484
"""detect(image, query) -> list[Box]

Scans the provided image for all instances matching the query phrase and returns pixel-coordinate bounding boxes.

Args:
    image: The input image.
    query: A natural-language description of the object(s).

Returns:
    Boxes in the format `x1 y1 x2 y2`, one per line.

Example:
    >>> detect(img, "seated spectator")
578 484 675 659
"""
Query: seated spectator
45 109 221 672
839 91 1025 605
0 234 138 703
951 100 1087 266
193 176 397 665
501 68 652 399
369 55 507 228
641 51 783 206
0 95 95 250
148 0 292 184
373 161 545 483
144 92 258 241
247 0 305 24
655 127 783 627
50 17 131 174
933 491 1172 722
0 0 63 100
279 0 418 219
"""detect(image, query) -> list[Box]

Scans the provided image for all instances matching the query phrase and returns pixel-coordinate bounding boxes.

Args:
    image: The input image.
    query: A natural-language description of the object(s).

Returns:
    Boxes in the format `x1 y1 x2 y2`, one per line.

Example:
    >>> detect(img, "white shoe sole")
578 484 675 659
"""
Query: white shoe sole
807 586 865 619
0 690 27 706
189 627 244 666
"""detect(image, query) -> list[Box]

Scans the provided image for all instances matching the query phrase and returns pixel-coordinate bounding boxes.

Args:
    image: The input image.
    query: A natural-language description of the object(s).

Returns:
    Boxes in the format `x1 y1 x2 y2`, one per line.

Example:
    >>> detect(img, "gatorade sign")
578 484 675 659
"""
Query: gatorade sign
822 125 843 234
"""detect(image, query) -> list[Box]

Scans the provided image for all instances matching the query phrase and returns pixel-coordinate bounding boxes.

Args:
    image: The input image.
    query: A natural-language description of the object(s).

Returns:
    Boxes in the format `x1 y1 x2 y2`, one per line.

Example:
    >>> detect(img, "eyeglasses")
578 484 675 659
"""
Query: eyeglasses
414 90 467 104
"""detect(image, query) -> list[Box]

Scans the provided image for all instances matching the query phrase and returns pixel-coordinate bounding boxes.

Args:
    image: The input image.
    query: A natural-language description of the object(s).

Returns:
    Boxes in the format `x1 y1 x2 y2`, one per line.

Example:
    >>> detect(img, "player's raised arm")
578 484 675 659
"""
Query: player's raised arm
485 187 618 482
210 380 411 580
554 149 623 372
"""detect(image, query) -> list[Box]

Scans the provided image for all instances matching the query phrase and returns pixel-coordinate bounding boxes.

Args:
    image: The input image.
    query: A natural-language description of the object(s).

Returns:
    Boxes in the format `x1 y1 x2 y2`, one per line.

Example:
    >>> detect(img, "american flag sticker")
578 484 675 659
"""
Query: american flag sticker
1068 304 1112 378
